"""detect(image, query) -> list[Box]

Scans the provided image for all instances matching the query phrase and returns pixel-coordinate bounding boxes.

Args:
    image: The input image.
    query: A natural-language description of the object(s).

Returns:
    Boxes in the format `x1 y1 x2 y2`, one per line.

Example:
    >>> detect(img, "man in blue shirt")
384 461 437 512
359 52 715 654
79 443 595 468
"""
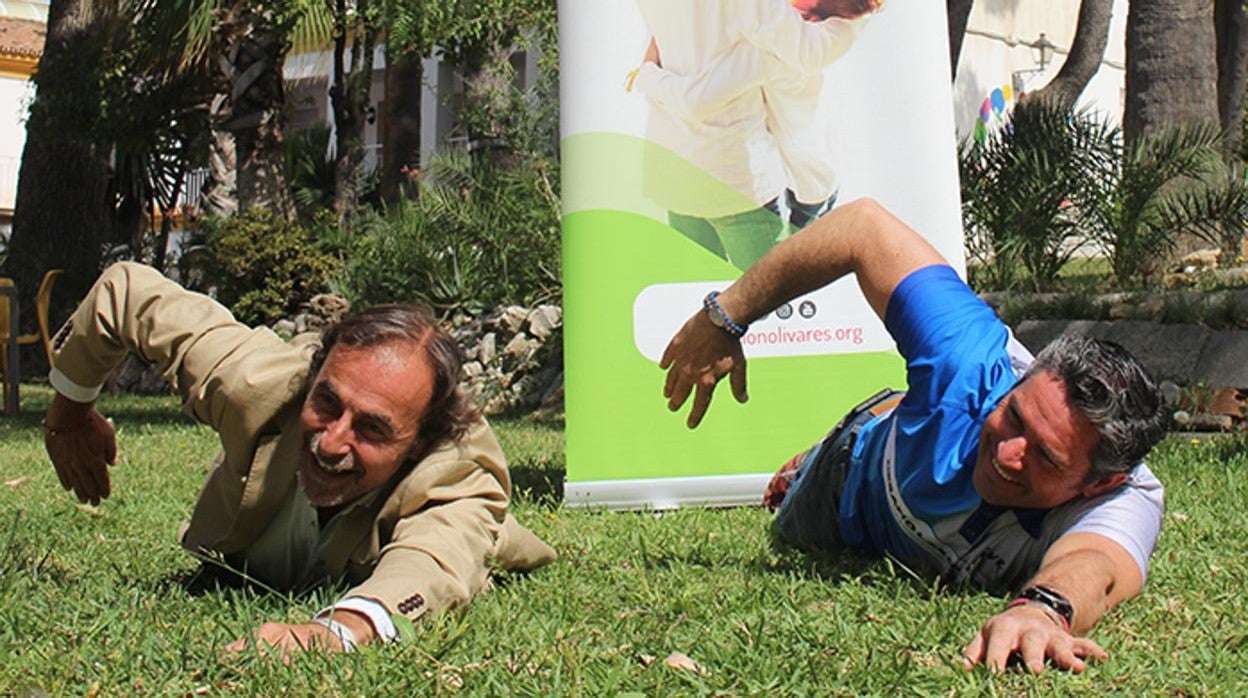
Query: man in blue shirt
660 198 1168 674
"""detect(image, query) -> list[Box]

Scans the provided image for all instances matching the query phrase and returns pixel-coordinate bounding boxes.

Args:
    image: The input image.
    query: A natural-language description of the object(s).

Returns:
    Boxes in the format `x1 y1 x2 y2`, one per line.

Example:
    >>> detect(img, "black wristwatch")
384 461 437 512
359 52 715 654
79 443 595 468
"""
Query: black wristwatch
1013 585 1074 632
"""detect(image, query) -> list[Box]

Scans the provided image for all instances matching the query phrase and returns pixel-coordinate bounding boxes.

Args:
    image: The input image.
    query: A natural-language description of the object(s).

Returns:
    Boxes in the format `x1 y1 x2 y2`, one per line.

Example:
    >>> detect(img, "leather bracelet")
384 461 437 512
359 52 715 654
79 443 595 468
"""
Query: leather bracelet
1009 585 1073 633
41 419 87 437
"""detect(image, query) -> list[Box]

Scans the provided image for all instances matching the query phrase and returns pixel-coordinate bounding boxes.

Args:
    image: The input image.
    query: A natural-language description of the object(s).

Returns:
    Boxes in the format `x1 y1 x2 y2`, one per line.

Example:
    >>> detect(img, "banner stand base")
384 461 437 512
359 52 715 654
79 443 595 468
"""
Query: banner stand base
564 473 771 511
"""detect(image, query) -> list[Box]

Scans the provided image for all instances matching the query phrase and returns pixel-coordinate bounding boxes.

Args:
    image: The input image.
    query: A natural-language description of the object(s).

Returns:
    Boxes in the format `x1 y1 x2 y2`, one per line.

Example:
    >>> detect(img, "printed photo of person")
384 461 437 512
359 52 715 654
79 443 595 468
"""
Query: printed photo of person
629 0 883 270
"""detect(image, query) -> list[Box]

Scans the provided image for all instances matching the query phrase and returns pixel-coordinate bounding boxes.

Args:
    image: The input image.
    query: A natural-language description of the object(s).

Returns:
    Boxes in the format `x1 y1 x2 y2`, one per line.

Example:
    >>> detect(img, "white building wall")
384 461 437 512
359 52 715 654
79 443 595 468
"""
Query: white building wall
953 0 1128 141
0 75 33 216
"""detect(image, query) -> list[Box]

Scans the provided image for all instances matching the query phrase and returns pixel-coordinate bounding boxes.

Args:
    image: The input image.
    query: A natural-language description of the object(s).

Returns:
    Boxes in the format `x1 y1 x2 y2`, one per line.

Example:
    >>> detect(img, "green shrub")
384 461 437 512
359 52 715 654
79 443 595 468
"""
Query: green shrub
962 100 1244 292
1081 121 1228 287
960 101 1116 292
337 148 560 313
186 208 342 325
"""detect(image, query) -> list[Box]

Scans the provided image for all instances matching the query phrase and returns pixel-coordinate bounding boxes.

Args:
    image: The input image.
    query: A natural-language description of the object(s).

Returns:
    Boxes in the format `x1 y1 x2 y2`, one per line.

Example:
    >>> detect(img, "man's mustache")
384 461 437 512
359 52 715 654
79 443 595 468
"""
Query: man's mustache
307 432 356 474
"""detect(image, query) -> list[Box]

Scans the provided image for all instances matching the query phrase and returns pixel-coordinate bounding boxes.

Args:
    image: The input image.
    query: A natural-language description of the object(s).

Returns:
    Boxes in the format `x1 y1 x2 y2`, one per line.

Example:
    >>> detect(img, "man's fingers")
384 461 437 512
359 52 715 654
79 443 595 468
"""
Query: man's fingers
729 361 748 403
982 630 1017 672
78 460 108 505
1071 637 1108 661
104 433 118 465
50 458 71 491
961 633 985 670
1018 632 1048 674
667 375 694 412
687 381 715 428
1050 642 1086 673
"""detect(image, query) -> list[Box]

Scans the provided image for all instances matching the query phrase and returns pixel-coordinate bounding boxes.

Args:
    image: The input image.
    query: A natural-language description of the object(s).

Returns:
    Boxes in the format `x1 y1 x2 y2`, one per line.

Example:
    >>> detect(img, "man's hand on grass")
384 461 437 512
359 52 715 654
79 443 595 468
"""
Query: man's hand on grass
226 611 375 660
226 622 345 660
44 392 117 505
961 604 1108 674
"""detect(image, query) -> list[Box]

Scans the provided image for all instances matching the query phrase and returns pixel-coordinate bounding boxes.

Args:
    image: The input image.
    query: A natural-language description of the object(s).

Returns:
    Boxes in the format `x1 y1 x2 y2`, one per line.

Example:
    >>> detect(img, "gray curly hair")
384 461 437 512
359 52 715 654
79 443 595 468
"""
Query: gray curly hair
1025 334 1167 479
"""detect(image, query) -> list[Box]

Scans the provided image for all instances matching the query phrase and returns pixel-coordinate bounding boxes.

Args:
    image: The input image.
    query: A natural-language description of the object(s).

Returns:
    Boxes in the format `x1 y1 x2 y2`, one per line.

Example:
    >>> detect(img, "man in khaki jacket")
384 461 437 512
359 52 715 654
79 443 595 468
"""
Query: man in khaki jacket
42 262 556 655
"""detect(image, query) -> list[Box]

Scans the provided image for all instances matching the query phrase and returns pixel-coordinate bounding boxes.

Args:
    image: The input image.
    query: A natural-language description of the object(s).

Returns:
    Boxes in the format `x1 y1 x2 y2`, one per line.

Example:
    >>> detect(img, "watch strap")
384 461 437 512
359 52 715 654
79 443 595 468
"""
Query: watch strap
1010 585 1073 633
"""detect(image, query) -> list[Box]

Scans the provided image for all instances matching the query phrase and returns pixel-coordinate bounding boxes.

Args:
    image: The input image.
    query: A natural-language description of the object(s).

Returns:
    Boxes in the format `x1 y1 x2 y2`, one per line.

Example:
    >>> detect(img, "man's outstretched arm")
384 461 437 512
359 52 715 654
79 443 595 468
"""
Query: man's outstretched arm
660 198 946 427
962 532 1144 673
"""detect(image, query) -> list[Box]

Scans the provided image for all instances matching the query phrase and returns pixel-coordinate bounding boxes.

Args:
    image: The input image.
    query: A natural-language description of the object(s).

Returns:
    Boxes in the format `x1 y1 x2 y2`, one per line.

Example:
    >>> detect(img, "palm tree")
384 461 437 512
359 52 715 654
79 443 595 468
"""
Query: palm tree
1080 122 1227 285
960 101 1117 291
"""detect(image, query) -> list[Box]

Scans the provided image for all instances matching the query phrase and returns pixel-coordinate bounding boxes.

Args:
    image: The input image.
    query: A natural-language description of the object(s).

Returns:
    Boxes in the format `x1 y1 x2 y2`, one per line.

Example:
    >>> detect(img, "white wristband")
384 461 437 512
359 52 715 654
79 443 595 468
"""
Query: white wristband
312 616 358 652
324 597 398 643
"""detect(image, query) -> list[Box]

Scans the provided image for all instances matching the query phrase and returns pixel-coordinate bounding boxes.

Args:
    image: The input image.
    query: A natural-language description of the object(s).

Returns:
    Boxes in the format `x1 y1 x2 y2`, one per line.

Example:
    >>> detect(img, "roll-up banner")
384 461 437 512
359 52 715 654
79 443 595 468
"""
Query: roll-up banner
560 0 965 509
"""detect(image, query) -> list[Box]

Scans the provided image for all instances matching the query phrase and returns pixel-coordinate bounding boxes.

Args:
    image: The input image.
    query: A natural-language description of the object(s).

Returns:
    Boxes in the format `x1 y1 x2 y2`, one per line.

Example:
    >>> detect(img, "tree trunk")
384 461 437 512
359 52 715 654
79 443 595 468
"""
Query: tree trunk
329 0 378 225
462 42 521 167
946 0 974 81
213 3 295 220
4 0 110 330
1215 0 1248 159
1124 0 1219 147
202 94 239 217
1028 0 1114 108
380 53 423 203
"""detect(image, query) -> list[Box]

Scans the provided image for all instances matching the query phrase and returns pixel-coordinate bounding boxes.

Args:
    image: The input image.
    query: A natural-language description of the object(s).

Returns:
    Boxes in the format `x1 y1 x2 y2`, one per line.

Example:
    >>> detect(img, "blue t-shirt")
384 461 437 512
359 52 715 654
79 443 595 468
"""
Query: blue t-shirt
836 265 1163 590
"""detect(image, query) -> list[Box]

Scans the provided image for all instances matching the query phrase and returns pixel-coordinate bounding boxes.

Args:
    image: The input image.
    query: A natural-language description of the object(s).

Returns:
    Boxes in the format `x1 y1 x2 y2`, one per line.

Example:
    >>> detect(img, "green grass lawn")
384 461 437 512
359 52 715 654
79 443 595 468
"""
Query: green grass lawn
2 385 1246 695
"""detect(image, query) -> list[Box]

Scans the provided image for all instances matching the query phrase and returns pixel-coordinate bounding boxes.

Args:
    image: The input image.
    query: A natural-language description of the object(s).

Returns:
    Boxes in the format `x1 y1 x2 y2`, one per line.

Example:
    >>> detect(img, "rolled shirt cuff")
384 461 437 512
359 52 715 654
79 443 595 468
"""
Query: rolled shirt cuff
319 596 399 643
49 367 103 404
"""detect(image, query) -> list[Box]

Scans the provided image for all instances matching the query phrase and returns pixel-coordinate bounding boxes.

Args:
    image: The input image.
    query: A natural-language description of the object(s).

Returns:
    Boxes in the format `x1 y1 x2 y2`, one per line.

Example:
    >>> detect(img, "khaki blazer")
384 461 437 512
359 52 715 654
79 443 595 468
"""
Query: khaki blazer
50 262 555 621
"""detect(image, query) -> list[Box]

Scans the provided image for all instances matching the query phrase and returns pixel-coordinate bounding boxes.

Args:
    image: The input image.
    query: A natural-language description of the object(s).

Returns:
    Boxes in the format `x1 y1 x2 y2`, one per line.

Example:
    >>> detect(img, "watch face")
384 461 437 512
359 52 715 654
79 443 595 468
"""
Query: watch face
707 308 726 328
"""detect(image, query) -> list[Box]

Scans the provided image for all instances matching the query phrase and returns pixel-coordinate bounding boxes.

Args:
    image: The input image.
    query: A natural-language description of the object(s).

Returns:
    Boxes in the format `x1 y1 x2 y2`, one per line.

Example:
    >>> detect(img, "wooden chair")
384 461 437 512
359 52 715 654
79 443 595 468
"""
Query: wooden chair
0 270 64 405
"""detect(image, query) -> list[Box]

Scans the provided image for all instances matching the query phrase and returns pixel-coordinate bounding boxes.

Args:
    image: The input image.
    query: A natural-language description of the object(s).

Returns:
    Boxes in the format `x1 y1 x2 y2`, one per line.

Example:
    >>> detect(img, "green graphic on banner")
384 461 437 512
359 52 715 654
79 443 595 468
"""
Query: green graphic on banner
563 200 904 484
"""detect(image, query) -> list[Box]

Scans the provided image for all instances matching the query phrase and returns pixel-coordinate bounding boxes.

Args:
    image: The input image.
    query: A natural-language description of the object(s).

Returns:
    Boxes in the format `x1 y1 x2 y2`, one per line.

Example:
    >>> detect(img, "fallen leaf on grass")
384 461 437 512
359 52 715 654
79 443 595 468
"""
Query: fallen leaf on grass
638 654 656 667
1169 512 1189 522
4 476 30 487
663 651 708 675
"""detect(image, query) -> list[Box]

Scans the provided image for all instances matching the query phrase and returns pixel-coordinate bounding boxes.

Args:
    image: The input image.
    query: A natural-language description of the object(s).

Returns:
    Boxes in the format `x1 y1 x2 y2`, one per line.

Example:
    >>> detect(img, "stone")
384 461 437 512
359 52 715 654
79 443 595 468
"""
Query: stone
1174 248 1220 273
272 319 297 338
527 305 562 340
305 294 351 331
1137 297 1165 321
462 361 483 379
1158 380 1182 407
499 306 529 333
1218 268 1248 288
1163 272 1194 289
1188 413 1233 431
480 332 497 365
1193 331 1248 387
504 333 537 358
1015 320 1208 384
